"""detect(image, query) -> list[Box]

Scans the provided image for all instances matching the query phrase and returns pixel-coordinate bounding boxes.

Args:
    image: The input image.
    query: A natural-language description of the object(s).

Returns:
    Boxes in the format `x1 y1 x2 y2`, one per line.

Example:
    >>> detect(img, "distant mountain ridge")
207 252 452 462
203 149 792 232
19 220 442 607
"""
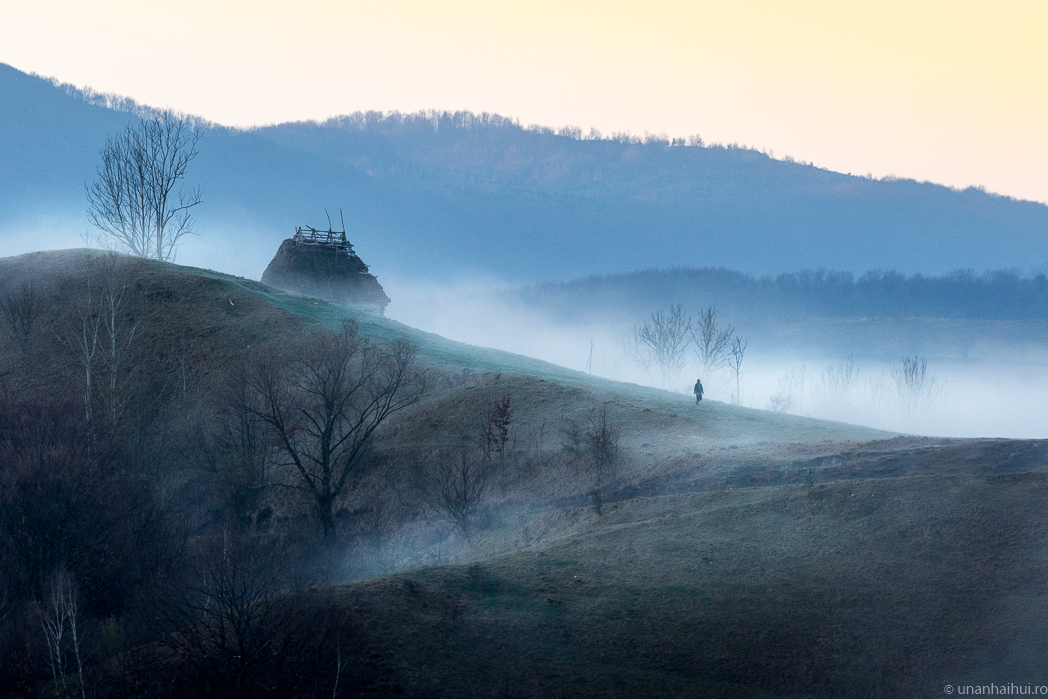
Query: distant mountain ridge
3 62 1048 283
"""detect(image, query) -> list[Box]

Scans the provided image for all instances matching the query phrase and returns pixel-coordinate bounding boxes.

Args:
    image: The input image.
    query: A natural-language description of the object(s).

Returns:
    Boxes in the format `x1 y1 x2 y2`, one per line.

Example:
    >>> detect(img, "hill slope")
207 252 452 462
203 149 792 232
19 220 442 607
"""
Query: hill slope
343 437 1048 697
2 251 1047 696
0 248 888 454
5 63 1048 283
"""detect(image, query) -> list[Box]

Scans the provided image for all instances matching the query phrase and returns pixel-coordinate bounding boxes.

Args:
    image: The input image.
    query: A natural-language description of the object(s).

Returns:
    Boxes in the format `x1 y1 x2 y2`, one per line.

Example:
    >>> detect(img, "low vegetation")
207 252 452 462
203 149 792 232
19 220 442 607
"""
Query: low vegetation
0 250 1044 697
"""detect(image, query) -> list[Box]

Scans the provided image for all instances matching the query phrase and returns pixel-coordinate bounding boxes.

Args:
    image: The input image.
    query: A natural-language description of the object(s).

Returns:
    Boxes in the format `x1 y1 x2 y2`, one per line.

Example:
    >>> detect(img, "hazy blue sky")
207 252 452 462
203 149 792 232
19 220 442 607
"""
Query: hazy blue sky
4 0 1047 202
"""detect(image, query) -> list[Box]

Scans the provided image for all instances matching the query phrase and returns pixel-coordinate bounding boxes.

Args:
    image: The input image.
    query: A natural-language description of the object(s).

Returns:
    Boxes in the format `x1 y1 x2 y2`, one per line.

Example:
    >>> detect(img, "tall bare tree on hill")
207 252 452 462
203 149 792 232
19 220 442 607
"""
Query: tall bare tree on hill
87 111 203 261
249 320 426 544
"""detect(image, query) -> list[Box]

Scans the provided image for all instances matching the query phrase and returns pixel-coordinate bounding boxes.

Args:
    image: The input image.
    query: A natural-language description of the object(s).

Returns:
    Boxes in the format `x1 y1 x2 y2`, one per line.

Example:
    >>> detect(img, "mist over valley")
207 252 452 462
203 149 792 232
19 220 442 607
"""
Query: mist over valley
388 266 1048 438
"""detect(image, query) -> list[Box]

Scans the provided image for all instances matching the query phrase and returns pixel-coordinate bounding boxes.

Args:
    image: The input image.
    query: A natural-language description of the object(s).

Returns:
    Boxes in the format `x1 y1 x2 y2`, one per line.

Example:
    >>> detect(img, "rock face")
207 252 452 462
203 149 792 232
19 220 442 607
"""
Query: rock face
261 236 390 315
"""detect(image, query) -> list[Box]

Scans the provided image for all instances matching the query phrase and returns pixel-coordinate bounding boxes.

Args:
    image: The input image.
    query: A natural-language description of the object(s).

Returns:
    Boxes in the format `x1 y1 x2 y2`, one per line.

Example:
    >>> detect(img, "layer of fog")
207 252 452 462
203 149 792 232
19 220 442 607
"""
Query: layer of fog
2 225 1041 439
386 277 1048 439
0 213 88 259
0 213 281 280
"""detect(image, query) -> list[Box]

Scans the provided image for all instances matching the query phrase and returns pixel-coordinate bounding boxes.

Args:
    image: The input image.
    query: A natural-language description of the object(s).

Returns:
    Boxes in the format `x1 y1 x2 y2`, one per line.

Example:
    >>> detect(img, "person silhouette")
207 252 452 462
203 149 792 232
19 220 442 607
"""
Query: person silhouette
694 378 704 404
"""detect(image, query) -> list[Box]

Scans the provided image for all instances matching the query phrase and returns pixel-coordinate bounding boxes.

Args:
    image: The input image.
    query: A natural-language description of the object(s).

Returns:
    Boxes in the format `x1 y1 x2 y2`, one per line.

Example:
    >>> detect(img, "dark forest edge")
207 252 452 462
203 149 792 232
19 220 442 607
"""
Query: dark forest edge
510 266 1048 322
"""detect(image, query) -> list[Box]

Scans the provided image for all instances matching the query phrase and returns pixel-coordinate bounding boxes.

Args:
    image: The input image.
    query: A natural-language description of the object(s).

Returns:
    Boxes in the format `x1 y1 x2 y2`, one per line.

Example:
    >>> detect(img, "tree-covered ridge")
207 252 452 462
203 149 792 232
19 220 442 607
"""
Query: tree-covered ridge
250 109 927 201
513 267 1048 321
5 62 1048 281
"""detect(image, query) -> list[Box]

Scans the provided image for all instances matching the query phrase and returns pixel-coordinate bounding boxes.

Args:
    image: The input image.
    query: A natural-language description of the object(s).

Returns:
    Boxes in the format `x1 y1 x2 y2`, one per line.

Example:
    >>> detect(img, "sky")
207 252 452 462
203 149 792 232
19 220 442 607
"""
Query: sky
3 0 1047 203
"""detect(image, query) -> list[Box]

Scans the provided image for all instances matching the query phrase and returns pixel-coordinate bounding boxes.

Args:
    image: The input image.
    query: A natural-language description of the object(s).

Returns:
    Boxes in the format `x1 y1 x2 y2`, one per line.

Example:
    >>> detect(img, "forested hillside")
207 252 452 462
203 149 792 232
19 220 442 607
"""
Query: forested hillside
510 266 1048 323
4 62 1048 283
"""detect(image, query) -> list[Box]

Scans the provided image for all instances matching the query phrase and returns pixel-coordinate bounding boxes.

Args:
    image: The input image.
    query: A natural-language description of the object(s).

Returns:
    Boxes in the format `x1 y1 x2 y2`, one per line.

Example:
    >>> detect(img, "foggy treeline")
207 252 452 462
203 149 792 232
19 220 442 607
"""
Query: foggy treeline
511 266 1048 322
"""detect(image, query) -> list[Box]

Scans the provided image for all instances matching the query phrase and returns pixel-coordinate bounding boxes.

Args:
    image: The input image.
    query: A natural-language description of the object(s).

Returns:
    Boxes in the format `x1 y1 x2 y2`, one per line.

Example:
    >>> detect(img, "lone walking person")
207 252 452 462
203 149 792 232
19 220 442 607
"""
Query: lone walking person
694 378 704 404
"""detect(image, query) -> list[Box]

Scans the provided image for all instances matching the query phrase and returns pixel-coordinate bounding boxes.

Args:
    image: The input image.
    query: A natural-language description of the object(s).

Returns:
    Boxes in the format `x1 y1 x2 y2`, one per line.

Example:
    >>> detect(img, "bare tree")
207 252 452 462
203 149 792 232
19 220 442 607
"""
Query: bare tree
250 320 426 544
200 367 277 529
2 281 42 350
629 303 692 390
768 367 805 413
57 256 140 424
727 336 747 405
428 450 490 534
622 330 654 380
691 305 733 378
36 570 87 699
820 358 859 408
87 111 203 261
96 256 139 426
61 284 102 422
560 419 585 460
157 533 347 699
584 404 620 515
479 395 511 464
892 354 941 430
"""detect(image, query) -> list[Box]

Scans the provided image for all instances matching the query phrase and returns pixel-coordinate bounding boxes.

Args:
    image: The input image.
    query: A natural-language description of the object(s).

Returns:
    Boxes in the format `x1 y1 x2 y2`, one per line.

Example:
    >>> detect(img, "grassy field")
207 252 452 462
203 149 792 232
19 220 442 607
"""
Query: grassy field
339 439 1048 697
3 250 1046 697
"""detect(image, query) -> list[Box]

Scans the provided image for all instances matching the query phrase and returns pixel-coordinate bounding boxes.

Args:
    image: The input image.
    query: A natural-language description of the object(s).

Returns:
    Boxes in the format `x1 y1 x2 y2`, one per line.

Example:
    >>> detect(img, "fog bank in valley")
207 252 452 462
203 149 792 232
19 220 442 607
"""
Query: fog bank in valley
386 276 1048 439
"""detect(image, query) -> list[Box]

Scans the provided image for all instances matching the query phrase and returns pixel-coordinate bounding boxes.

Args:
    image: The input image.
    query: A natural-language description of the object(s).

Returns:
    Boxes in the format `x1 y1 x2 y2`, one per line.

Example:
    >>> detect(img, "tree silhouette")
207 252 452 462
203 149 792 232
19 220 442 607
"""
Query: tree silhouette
249 321 425 544
87 111 203 261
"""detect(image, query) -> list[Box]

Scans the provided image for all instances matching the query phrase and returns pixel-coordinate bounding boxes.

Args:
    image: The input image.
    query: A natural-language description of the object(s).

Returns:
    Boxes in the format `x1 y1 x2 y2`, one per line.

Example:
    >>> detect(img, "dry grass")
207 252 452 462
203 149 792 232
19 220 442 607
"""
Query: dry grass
336 439 1048 697
6 250 1042 697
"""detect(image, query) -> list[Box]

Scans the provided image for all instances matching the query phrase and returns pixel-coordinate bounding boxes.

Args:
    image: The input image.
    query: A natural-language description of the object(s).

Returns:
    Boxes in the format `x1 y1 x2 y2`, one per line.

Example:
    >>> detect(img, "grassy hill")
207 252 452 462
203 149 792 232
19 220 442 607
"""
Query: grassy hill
2 250 1046 697
342 437 1048 697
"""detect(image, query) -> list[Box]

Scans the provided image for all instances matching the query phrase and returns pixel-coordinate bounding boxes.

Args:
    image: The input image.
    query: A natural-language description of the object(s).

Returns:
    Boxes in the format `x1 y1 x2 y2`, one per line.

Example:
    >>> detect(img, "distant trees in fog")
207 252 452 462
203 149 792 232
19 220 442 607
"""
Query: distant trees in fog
767 354 945 432
891 354 943 430
518 267 1048 323
626 303 692 389
821 359 860 410
692 305 734 378
768 368 805 413
624 303 745 397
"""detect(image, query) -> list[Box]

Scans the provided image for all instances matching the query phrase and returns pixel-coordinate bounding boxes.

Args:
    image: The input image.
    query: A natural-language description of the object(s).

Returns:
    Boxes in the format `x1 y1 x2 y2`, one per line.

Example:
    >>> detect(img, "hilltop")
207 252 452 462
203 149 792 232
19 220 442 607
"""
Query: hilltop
0 247 889 480
5 63 1048 283
2 250 1048 696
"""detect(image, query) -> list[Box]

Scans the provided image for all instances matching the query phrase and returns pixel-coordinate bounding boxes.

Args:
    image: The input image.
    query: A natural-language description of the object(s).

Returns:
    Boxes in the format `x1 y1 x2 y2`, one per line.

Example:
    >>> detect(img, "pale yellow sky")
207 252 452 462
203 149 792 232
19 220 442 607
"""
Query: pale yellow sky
3 0 1047 201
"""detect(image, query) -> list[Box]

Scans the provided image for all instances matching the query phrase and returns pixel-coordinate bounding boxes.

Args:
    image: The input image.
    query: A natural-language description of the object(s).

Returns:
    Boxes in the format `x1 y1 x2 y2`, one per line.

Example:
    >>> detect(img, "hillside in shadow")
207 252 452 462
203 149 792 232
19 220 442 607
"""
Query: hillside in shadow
1 250 1046 696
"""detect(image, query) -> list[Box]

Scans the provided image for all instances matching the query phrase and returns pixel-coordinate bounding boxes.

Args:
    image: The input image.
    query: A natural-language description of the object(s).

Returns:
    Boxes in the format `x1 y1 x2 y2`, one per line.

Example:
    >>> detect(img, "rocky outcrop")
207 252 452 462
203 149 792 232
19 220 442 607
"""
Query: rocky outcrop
261 237 390 315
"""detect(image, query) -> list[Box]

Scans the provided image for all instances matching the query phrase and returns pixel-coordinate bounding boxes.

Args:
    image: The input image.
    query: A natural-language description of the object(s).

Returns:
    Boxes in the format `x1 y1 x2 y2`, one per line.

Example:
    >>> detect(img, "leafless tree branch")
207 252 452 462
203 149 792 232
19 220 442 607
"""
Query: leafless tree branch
86 111 204 261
